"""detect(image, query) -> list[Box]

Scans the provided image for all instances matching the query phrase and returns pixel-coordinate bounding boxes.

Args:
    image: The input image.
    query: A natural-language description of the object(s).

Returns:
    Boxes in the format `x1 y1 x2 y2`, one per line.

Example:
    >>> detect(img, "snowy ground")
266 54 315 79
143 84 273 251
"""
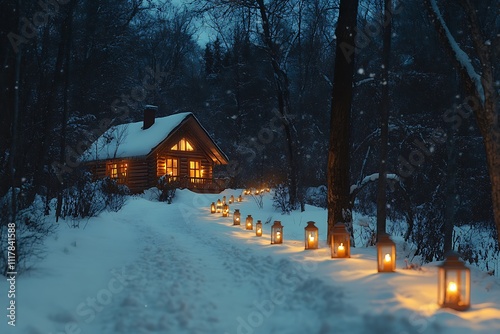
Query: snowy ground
2 189 500 334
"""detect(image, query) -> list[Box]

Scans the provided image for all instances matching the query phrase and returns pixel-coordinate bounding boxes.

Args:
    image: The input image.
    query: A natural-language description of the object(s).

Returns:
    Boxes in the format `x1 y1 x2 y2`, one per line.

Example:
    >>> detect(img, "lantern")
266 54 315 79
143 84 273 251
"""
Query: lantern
377 233 396 272
271 221 283 244
256 220 263 237
210 202 216 214
233 209 241 225
331 223 350 258
222 196 226 205
229 195 234 204
222 203 229 217
438 251 471 311
304 221 319 250
246 215 254 230
237 195 243 202
216 199 222 213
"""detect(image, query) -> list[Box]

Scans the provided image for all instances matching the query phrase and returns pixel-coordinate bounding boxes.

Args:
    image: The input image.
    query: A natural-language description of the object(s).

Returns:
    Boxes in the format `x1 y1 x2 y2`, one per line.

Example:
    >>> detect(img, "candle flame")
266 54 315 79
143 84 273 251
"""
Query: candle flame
448 282 458 292
338 243 345 251
384 254 391 263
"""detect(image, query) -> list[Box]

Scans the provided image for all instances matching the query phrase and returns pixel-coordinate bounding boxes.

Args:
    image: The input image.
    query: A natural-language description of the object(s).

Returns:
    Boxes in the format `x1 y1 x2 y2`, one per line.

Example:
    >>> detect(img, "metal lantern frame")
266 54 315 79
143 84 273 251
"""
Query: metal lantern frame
233 209 241 225
256 220 263 237
216 199 222 213
271 221 283 244
229 195 234 204
237 195 243 202
210 202 216 214
438 251 471 311
222 203 229 217
331 222 350 258
245 215 254 230
222 196 226 205
304 221 319 250
377 233 396 272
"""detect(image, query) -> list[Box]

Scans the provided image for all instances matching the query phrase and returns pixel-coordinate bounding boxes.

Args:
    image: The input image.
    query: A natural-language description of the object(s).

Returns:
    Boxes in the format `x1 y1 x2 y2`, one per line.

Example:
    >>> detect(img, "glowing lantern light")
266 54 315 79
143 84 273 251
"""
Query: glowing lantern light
304 221 319 250
233 209 241 225
256 220 263 237
222 203 229 217
271 221 283 244
216 199 222 213
210 202 216 214
331 222 350 258
222 196 226 205
246 215 254 230
229 195 234 204
438 251 471 311
237 195 243 202
377 233 396 272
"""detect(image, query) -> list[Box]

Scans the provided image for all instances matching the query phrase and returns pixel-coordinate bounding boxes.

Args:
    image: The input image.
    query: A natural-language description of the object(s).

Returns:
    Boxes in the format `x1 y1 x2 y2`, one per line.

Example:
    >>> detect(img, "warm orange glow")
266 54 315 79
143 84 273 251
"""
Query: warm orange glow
384 254 391 262
276 231 281 240
448 282 458 292
338 243 346 257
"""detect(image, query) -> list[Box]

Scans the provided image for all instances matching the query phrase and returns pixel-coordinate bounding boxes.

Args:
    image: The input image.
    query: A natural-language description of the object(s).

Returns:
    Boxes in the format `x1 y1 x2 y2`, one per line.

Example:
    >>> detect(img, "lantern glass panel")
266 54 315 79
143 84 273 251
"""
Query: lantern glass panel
438 253 471 311
216 199 222 213
229 195 234 204
331 236 350 258
304 221 319 250
246 215 253 230
233 209 241 225
377 237 396 272
331 223 350 258
210 202 216 214
222 204 229 217
256 221 263 237
271 221 283 244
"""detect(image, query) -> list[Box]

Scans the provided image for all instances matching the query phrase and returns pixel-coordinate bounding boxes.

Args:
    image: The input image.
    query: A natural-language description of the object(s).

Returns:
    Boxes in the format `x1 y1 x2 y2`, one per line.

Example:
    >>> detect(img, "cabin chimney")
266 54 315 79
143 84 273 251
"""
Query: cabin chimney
143 105 158 130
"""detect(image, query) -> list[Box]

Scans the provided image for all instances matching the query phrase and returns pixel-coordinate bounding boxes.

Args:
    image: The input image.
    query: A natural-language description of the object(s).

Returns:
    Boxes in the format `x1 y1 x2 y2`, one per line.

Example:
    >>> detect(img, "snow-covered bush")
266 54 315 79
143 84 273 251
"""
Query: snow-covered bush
0 189 56 275
62 172 129 224
272 184 292 214
101 177 130 212
304 185 327 208
410 210 444 263
156 175 178 204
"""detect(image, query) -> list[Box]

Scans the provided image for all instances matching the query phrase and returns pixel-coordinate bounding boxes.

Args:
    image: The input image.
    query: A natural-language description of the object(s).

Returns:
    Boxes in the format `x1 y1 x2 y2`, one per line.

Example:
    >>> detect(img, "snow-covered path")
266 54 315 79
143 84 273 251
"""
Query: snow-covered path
2 189 500 334
95 197 351 334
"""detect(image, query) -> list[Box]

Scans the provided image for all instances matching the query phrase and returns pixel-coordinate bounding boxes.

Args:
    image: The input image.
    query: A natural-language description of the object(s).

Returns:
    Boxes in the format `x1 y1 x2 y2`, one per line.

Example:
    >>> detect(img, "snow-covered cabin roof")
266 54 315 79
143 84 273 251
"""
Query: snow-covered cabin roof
80 112 227 163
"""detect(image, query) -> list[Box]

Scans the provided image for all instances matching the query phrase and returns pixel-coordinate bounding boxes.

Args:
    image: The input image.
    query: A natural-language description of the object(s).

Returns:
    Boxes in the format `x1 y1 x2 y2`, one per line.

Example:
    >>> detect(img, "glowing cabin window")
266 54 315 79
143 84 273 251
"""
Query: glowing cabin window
166 158 178 176
171 138 194 151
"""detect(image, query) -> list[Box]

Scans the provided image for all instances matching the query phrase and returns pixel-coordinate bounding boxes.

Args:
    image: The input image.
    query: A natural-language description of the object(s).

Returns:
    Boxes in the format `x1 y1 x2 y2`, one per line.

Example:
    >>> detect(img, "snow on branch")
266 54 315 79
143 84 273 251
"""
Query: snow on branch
350 173 400 195
429 0 485 105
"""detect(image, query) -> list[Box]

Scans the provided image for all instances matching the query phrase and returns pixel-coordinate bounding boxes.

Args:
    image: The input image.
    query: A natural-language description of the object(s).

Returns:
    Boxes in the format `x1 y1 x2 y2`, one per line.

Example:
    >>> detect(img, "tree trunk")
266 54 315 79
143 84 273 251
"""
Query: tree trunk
424 0 500 247
255 0 299 208
327 0 359 242
443 121 457 253
56 0 77 222
376 0 392 237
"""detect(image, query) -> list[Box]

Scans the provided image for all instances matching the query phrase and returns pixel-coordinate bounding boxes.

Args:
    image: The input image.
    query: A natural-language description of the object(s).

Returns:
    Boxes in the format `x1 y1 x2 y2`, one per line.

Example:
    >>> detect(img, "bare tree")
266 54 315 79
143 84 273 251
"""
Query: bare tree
327 0 359 241
376 0 392 236
424 0 500 245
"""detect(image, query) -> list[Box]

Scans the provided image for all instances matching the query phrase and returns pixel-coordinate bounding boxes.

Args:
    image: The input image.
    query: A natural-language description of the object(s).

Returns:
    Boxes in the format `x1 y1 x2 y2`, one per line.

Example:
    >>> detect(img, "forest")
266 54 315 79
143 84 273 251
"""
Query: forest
0 0 499 272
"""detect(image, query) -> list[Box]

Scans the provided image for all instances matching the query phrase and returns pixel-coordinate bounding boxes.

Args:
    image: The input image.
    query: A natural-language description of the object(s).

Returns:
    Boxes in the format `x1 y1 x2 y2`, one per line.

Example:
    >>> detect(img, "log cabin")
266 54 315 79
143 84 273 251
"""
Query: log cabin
81 106 229 193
